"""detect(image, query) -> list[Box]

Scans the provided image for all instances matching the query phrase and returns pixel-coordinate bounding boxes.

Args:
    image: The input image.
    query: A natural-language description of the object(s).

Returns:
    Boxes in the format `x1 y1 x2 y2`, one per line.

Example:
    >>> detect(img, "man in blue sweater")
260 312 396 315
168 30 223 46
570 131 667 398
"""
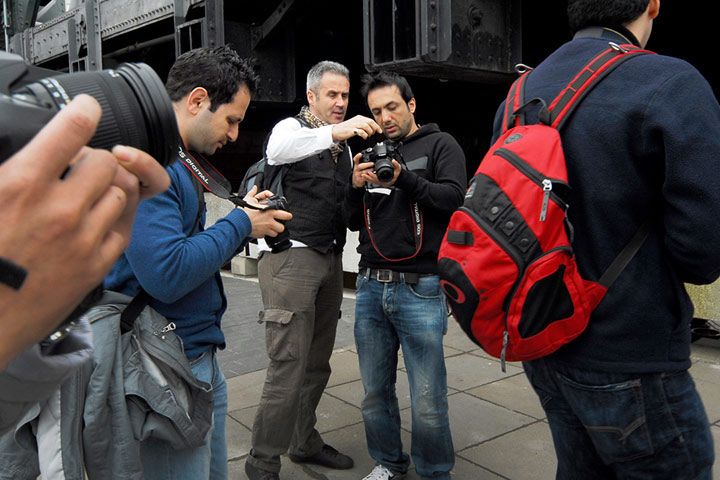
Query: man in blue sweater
491 1 720 478
105 46 291 480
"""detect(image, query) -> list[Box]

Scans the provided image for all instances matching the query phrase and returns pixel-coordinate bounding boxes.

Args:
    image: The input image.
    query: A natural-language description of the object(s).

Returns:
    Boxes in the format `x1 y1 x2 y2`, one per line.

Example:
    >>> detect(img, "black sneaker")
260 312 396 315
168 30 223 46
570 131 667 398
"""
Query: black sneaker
244 460 279 480
288 444 354 469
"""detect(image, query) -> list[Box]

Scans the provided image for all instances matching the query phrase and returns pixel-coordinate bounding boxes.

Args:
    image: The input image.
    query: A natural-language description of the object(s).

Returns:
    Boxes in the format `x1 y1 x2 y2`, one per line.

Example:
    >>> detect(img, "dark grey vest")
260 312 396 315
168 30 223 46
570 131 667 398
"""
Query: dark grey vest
282 143 351 253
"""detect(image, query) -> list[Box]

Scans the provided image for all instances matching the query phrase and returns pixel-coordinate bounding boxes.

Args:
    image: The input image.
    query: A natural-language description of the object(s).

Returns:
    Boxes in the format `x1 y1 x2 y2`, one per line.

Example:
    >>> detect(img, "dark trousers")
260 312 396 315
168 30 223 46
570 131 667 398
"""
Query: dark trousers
524 358 714 479
248 248 343 473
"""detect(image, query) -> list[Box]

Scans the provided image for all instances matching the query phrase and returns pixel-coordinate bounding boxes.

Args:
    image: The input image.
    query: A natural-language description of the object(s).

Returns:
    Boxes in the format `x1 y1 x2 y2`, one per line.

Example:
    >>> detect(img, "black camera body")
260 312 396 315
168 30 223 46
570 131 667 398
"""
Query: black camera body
361 141 401 183
0 51 179 166
263 195 292 253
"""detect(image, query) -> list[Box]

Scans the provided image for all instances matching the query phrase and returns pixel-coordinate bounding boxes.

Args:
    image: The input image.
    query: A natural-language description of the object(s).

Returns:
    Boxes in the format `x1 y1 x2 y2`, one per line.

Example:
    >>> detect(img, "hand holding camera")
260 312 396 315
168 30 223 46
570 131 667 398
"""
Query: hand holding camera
0 94 170 369
241 186 293 249
353 141 403 188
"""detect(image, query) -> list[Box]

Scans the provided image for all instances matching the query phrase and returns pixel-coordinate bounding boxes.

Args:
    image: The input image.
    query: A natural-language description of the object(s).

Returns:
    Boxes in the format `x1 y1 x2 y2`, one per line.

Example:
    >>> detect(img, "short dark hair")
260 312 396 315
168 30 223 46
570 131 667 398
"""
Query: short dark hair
360 71 414 104
165 45 259 112
567 0 649 33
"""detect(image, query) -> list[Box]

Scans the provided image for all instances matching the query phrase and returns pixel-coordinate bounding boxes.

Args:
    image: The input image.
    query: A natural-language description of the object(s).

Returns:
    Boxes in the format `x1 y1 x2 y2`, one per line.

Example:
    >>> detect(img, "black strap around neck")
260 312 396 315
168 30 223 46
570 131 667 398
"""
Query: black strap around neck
574 26 641 48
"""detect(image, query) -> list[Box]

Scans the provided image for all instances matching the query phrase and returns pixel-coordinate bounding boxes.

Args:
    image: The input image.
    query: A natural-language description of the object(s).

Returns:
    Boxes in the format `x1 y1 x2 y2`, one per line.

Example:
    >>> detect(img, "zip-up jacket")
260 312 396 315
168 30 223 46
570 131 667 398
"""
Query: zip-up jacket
347 123 466 273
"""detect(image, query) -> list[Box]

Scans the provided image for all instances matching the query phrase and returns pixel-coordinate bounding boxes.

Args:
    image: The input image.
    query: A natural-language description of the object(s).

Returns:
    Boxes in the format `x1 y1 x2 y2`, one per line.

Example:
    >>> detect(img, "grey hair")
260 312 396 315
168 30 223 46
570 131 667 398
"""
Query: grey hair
306 60 350 92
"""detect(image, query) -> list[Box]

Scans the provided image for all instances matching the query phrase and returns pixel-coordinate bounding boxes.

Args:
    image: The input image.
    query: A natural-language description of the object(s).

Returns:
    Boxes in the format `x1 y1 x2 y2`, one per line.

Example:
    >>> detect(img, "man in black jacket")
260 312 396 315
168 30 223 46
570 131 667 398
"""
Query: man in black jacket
347 72 466 480
493 1 720 478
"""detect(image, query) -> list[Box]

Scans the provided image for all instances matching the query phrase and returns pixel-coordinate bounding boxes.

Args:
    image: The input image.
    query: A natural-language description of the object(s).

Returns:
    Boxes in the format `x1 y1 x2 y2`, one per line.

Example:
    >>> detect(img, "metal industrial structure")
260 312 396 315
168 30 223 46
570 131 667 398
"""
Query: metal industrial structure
1 0 527 181
3 1 720 334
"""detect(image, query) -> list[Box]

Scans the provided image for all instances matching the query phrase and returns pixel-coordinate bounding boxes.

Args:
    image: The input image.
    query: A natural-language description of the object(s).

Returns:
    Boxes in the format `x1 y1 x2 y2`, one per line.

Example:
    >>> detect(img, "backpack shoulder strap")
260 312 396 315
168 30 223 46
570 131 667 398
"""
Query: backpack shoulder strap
548 44 653 129
501 72 531 134
120 289 151 333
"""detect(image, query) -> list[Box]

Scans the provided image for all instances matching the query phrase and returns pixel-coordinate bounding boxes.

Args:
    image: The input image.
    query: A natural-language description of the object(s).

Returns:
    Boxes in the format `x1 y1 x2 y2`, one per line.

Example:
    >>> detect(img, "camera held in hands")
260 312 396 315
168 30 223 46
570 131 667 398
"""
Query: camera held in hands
0 51 180 166
361 141 401 183
263 195 292 254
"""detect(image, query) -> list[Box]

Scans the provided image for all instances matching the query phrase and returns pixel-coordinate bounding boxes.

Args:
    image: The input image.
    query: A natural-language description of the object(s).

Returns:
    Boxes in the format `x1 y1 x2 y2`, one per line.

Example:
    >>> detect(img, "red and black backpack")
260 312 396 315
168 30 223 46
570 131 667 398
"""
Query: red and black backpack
438 43 653 370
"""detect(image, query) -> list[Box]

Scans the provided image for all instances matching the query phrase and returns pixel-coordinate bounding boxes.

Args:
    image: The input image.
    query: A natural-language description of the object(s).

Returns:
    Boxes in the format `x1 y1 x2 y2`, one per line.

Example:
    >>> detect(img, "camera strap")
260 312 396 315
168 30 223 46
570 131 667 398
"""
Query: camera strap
363 198 424 262
176 147 264 210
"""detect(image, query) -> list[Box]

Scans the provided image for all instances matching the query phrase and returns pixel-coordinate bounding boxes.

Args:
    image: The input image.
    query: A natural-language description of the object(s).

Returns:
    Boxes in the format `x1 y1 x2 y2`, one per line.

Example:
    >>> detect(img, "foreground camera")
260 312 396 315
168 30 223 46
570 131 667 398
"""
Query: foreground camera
0 51 180 166
361 141 400 183
263 195 292 253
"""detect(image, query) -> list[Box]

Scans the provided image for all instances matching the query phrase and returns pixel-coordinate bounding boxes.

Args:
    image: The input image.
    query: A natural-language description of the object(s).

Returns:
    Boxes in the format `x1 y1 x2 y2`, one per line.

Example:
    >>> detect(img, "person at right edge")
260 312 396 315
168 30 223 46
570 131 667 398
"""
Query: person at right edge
347 71 466 479
490 1 720 478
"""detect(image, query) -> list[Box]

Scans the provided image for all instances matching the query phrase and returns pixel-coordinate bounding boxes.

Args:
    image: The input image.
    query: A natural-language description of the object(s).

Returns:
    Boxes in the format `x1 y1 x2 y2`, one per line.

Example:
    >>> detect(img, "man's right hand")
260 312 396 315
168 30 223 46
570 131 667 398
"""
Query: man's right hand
241 185 293 238
0 94 170 370
331 115 382 142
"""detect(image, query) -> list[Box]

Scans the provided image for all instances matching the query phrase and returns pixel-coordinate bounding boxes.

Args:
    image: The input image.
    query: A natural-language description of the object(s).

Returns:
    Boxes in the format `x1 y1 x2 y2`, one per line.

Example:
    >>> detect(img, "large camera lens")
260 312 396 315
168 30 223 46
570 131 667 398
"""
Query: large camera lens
16 63 179 167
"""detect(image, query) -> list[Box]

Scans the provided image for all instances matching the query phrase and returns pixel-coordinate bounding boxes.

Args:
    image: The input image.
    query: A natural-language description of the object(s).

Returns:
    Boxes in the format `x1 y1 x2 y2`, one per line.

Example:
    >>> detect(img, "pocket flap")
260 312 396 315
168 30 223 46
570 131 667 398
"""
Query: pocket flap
259 309 294 325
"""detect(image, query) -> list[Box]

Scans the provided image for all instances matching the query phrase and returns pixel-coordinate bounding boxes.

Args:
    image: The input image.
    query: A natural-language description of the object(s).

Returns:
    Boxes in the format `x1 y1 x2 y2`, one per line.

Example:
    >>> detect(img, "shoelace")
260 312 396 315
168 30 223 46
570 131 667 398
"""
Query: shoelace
364 465 394 480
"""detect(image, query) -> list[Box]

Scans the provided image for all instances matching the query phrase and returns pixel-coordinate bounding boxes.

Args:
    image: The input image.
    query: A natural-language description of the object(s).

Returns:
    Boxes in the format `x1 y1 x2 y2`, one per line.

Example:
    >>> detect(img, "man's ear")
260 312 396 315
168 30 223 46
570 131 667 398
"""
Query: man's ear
648 0 659 20
186 87 209 115
307 89 316 108
408 97 416 114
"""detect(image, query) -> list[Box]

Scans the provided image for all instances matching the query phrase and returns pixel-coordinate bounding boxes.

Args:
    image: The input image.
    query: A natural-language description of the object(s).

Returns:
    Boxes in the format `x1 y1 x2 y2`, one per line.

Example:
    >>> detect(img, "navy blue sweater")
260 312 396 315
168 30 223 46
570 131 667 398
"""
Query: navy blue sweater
492 30 720 373
105 160 252 359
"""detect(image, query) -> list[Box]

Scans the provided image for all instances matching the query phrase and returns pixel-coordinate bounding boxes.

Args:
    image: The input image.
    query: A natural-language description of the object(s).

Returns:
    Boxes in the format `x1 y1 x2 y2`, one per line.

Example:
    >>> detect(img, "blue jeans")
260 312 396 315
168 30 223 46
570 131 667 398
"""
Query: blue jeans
354 273 454 479
140 350 228 480
524 358 714 480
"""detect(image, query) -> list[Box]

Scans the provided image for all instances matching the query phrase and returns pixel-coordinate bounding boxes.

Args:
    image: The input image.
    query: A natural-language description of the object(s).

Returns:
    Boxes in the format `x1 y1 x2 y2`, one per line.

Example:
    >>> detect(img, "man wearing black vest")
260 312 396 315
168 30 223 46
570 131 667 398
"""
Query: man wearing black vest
491 1 720 478
245 60 381 480
347 72 466 480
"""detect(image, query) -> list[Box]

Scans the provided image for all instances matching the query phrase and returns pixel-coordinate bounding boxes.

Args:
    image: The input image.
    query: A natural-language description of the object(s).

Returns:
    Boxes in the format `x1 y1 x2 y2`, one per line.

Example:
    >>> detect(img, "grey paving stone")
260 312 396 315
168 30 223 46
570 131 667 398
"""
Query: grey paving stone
460 421 556 480
443 321 480 352
467 371 546 420
326 373 412 411
228 405 256 431
400 392 536 452
226 415 252 461
444 353 523 392
229 392 362 437
327 348 361 387
226 368 267 412
452 456 507 480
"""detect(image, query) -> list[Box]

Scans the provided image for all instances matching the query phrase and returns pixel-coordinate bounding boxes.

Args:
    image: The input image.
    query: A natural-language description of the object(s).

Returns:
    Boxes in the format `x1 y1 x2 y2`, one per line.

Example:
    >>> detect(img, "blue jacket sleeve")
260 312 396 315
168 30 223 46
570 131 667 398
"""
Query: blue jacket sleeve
124 167 252 304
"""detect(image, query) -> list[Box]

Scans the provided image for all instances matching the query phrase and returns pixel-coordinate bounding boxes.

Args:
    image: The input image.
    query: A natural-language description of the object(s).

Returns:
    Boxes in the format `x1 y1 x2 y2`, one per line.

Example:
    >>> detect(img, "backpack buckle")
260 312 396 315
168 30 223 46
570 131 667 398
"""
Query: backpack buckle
608 41 628 53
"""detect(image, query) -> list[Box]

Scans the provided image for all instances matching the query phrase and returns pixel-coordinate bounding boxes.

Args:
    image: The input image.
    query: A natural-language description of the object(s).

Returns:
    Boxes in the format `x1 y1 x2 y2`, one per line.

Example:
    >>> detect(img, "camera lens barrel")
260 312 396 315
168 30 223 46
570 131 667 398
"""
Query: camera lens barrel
17 63 179 167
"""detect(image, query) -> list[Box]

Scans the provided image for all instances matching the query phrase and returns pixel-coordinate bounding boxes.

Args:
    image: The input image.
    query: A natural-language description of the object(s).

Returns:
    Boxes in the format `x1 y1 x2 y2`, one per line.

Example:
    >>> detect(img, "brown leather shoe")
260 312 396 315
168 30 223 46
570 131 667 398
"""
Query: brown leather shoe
288 444 354 469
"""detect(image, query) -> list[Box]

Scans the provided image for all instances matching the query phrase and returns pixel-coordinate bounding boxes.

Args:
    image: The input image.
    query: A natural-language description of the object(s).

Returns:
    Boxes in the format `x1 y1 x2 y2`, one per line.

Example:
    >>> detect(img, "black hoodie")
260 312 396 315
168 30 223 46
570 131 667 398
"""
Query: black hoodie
346 123 466 273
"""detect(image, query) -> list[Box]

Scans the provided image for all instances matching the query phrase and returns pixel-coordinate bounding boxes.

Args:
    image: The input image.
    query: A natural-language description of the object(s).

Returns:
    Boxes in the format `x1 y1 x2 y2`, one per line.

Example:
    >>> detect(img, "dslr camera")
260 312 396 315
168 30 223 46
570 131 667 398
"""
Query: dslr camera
263 195 292 253
0 51 180 166
361 141 401 183
0 52 180 345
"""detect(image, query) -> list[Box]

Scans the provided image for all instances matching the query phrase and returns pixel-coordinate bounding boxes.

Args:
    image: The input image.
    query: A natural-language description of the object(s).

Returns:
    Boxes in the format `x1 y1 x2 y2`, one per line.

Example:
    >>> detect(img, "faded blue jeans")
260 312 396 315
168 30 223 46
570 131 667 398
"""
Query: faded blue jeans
354 273 454 479
524 358 714 480
140 349 228 480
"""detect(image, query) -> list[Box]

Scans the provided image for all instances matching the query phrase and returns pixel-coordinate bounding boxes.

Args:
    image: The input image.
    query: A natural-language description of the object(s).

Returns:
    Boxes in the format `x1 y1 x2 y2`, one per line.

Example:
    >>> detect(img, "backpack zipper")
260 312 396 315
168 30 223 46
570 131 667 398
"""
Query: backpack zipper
495 148 567 221
499 245 573 371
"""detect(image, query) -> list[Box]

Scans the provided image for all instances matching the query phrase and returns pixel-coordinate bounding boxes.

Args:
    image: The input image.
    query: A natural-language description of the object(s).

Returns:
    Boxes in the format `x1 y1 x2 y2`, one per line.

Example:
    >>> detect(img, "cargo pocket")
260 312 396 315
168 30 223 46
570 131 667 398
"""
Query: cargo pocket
259 309 297 361
556 372 654 463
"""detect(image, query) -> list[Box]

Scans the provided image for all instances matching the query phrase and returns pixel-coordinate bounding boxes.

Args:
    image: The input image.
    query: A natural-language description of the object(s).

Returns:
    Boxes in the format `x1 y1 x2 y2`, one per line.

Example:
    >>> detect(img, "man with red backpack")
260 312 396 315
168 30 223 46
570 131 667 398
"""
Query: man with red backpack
347 72 466 480
490 1 720 477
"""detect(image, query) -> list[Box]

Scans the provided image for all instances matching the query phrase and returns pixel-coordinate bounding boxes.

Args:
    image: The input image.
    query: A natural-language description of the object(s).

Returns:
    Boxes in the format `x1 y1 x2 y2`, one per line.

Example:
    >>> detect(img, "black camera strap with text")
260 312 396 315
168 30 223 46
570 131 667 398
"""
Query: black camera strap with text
176 147 264 211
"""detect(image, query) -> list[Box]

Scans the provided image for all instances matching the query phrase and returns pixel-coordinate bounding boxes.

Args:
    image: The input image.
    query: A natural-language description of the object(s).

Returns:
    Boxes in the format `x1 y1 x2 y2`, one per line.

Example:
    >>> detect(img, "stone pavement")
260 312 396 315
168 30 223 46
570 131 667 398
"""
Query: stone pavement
219 274 720 479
